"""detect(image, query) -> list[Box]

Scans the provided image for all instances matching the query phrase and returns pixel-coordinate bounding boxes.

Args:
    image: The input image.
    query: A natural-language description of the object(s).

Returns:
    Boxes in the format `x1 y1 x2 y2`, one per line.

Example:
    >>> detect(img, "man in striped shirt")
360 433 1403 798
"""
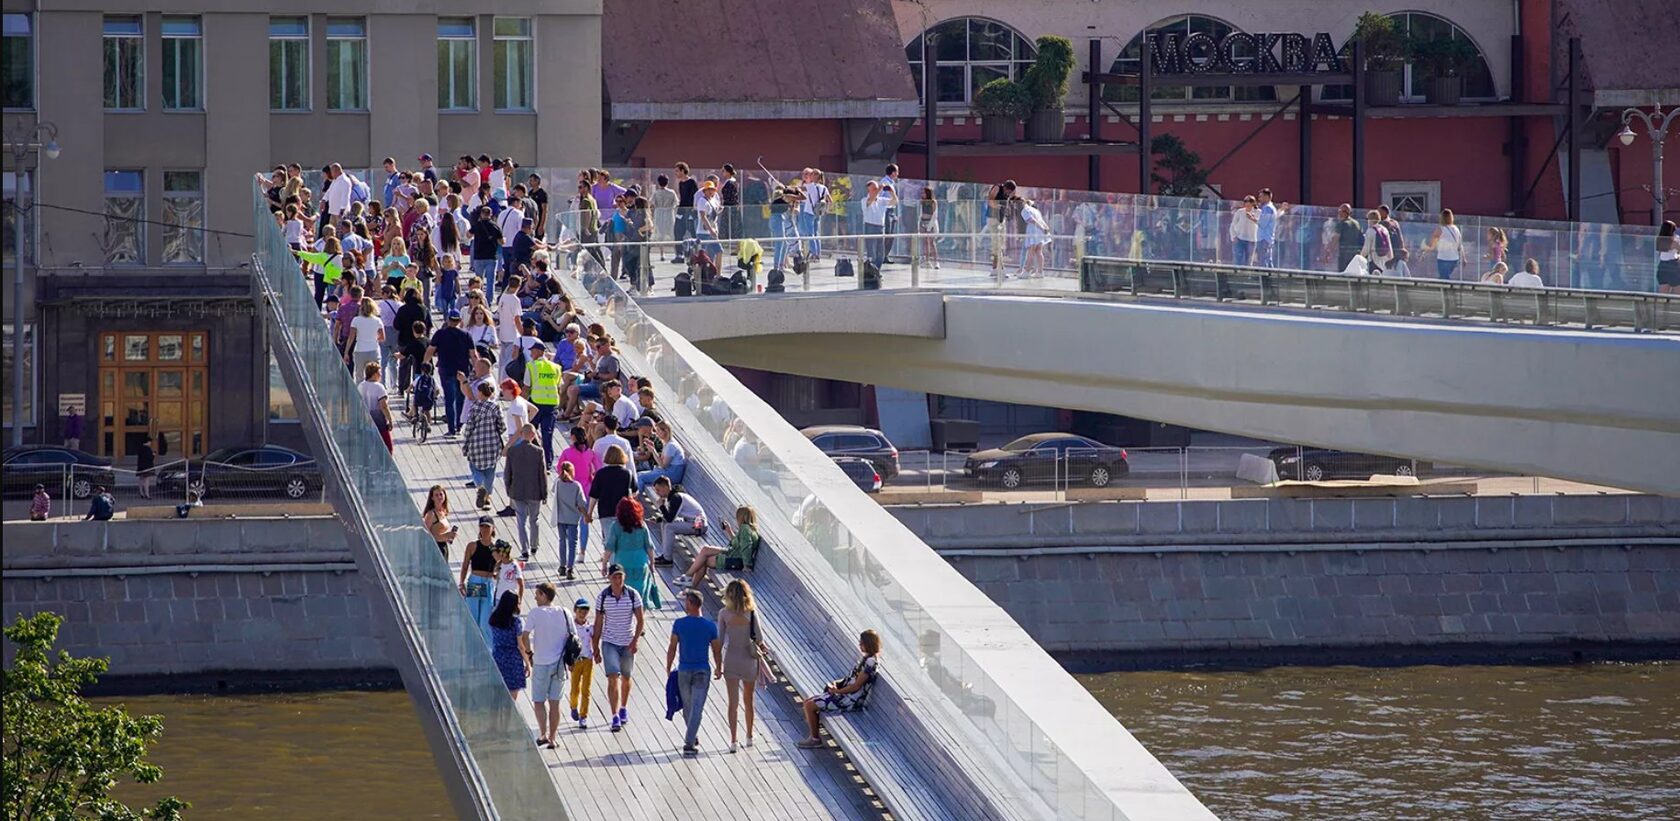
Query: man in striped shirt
592 563 645 733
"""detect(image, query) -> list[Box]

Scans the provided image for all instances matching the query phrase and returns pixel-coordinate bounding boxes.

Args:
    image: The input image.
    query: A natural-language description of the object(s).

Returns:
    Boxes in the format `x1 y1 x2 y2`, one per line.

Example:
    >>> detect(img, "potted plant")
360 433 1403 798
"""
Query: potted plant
1409 36 1479 105
1023 35 1076 142
973 78 1032 145
1351 12 1406 106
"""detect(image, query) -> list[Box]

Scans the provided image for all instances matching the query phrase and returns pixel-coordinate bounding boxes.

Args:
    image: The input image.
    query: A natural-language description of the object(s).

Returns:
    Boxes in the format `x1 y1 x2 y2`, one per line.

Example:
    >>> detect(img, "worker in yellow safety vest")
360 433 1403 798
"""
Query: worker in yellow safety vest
522 341 564 464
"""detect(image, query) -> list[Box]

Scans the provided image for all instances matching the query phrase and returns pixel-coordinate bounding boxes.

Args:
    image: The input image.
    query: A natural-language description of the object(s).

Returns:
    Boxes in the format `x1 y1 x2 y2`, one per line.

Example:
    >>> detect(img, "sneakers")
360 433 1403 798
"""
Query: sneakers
796 737 824 749
565 566 576 580
579 717 588 729
745 735 754 748
496 505 515 517
571 707 580 722
653 556 675 567
617 707 628 725
520 551 530 562
674 574 692 587
728 741 738 754
682 745 699 757
610 716 623 733
475 488 491 510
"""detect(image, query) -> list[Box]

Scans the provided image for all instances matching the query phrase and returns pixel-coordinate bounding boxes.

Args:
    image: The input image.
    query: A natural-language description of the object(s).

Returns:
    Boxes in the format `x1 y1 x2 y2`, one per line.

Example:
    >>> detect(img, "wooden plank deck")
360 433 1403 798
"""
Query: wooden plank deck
387 398 887 821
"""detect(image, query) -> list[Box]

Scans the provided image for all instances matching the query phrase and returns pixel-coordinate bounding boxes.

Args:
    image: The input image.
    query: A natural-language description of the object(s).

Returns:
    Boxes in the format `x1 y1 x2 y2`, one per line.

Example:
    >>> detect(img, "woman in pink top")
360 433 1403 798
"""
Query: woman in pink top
558 425 601 558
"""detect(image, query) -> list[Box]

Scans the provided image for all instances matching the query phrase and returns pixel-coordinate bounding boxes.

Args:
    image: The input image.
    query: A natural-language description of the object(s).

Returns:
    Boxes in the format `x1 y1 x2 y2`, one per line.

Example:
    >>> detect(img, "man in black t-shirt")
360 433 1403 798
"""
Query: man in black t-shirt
426 311 476 435
719 163 741 241
526 173 549 241
674 162 698 243
468 206 502 304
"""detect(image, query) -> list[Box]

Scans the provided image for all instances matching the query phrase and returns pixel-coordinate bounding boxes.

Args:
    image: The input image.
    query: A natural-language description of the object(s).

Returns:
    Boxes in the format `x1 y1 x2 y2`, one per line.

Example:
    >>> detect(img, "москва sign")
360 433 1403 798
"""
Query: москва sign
1145 31 1346 76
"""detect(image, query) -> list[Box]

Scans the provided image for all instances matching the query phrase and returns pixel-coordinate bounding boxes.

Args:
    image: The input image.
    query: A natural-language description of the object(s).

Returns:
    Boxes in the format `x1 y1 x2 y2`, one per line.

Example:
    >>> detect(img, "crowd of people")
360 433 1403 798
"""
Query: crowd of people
265 151 884 757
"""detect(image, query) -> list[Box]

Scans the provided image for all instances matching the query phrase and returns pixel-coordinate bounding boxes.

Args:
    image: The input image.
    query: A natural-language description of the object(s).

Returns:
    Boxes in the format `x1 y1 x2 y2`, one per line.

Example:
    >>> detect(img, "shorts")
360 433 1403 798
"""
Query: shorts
529 660 566 702
577 381 602 400
1657 259 1680 287
600 641 634 677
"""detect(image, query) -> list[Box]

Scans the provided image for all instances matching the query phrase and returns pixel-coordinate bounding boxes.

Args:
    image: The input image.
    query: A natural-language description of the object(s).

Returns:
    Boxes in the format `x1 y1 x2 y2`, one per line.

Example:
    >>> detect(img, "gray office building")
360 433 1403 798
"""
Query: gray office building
3 1 601 459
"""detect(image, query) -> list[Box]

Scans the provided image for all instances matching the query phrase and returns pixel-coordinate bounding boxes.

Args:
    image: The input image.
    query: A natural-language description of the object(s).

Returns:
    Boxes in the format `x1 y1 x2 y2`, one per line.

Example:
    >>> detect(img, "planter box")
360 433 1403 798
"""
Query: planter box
980 115 1019 145
1366 70 1402 106
1024 108 1066 142
1426 75 1463 105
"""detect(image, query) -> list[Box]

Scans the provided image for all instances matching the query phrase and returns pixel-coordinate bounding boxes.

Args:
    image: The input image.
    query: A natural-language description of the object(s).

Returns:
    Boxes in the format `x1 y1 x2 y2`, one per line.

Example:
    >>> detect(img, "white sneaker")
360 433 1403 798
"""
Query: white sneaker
675 574 692 586
729 742 739 754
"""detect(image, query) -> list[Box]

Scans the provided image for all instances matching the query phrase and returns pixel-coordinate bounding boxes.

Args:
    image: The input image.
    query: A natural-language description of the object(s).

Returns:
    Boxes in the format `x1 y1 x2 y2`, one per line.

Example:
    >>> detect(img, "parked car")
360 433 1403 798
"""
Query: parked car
801 425 900 480
963 433 1129 489
1268 446 1416 482
832 456 882 493
2 446 114 499
157 445 323 500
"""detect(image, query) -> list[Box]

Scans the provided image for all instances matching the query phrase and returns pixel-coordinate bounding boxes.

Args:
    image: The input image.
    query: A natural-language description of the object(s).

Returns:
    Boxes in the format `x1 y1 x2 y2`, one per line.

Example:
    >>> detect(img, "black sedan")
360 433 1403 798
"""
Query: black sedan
2 446 115 499
1268 446 1416 482
157 445 324 500
833 456 882 493
963 434 1129 489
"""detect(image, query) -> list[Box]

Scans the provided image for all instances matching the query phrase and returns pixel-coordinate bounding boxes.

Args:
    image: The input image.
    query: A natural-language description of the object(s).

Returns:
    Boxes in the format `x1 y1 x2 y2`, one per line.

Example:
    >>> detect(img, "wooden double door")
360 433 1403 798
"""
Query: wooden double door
97 331 208 461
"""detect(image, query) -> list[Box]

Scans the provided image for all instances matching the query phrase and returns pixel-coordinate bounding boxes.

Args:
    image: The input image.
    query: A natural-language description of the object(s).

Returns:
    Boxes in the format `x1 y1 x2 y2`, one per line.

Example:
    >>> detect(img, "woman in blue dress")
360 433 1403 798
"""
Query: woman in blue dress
488 591 529 696
603 497 662 609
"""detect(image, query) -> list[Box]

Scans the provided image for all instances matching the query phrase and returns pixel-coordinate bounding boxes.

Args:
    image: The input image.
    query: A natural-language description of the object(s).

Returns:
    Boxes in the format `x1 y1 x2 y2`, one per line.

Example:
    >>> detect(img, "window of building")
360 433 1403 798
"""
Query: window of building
493 18 533 111
438 17 477 110
2 170 30 266
268 354 297 421
269 16 310 111
904 17 1036 107
1108 15 1277 103
103 16 144 110
162 171 204 264
161 16 203 111
103 170 145 265
1390 12 1496 101
2 13 33 109
0 322 33 429
326 17 368 111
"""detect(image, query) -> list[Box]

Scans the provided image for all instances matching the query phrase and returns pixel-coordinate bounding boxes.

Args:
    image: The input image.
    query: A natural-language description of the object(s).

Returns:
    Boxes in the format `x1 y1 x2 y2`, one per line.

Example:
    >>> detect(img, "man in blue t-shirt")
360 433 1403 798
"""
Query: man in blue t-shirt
426 310 475 435
666 589 720 756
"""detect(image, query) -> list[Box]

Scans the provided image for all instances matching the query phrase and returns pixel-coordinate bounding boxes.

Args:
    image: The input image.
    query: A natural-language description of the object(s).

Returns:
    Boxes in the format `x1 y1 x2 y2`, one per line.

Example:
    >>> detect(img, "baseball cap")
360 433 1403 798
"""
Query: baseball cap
607 562 625 576
477 515 494 525
418 153 434 161
447 309 462 320
529 341 546 351
573 598 591 609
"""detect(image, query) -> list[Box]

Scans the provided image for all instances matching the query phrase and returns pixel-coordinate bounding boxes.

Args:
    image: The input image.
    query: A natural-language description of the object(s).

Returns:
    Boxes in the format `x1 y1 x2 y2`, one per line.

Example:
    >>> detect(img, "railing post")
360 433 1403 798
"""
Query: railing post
991 221 1005 286
911 227 921 288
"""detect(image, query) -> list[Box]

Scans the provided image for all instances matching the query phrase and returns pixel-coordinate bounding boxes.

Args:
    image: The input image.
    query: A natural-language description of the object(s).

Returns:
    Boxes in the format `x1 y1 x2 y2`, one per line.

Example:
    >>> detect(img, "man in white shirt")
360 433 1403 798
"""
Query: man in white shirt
1506 260 1545 287
496 276 524 377
525 582 577 747
862 181 889 267
322 163 360 220
877 164 902 261
650 477 703 565
799 168 829 259
592 416 633 462
603 380 640 430
496 197 526 281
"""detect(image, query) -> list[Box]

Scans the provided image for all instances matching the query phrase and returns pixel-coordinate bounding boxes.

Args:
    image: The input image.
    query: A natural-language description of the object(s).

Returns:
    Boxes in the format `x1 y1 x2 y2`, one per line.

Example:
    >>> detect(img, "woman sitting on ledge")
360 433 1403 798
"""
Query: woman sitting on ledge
796 629 881 749
675 505 757 589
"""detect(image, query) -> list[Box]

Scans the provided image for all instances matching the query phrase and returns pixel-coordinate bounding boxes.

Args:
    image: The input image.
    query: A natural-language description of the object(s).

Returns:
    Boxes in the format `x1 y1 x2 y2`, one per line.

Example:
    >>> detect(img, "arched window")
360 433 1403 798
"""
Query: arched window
905 17 1036 106
1107 15 1277 103
1388 12 1495 100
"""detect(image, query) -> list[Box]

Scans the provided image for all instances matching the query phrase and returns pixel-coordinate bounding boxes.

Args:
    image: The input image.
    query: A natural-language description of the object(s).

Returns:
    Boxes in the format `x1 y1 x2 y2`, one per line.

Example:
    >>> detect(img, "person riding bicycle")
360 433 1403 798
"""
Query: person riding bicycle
410 360 440 437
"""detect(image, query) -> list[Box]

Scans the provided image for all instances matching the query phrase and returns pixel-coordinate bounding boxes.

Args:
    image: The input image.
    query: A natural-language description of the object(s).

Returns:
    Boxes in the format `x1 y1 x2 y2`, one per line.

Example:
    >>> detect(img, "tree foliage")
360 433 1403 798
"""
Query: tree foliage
3 612 187 821
1150 134 1211 197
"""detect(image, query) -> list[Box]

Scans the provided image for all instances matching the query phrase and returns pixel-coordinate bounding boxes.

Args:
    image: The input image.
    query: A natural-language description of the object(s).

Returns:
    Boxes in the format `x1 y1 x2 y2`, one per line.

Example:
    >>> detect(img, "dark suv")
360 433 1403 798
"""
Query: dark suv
801 425 900 480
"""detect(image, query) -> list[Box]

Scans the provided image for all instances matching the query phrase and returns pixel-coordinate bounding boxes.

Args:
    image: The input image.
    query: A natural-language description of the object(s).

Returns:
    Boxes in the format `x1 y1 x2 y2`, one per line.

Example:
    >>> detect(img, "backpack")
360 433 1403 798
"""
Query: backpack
506 345 527 385
1386 219 1406 253
412 372 438 409
674 271 695 297
692 250 717 283
834 258 855 277
766 268 786 294
861 261 881 290
1374 225 1393 258
791 252 807 275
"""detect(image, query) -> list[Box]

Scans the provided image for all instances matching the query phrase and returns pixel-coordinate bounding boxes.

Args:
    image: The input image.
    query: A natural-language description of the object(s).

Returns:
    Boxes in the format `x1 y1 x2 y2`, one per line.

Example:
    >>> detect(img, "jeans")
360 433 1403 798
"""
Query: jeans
798 212 819 256
471 258 498 297
636 462 686 490
532 404 558 464
865 222 887 267
436 269 458 313
558 522 582 568
1436 258 1459 280
378 339 395 383
698 230 723 260
676 669 711 749
499 247 516 280
772 213 793 270
442 375 466 433
657 516 705 560
674 212 695 243
1257 238 1276 268
1233 238 1255 266
513 499 542 556
469 465 497 494
464 577 494 648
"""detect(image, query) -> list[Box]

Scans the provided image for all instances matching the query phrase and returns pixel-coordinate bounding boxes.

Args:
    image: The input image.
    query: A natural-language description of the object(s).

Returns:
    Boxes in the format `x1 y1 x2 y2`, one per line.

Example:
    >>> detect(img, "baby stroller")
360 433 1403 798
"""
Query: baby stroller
408 362 439 443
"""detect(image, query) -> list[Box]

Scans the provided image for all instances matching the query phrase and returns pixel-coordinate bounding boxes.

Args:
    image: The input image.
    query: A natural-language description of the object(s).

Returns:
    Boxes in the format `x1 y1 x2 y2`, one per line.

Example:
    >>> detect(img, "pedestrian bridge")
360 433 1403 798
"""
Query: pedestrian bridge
641 281 1680 497
250 191 1212 819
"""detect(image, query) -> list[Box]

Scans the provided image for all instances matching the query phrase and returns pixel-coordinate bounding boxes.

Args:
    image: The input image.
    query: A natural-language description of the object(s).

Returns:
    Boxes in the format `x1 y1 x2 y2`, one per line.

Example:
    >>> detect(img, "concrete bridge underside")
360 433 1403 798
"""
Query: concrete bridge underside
642 291 1680 496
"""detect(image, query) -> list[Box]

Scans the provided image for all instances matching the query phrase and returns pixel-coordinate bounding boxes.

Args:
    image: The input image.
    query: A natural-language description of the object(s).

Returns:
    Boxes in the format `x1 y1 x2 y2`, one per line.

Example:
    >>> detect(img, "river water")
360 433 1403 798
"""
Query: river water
1080 662 1680 820
102 663 1678 820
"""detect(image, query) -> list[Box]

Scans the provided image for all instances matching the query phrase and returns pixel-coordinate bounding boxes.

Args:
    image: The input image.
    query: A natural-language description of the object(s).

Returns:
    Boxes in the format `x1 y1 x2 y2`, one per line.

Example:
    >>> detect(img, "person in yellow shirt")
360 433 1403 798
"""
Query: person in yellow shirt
521 341 564 463
737 237 764 290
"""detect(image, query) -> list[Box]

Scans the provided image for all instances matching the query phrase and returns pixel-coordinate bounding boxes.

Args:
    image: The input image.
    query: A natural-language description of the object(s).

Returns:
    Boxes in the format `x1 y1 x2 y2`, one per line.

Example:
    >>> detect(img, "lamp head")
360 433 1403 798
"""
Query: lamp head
42 139 60 160
1617 124 1636 147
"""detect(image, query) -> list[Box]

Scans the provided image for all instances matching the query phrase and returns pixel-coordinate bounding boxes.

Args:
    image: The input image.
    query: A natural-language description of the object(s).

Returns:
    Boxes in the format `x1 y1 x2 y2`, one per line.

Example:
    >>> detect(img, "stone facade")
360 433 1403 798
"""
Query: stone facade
2 517 390 681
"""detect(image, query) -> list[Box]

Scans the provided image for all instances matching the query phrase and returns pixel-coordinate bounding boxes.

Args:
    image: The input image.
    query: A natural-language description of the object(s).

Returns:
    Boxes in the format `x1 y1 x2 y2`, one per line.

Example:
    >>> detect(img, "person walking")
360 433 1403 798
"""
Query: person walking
359 362 394 453
1332 204 1364 272
458 517 502 646
587 444 636 554
592 563 646 733
496 275 524 377
461 381 506 511
569 596 597 729
135 436 156 500
554 461 588 580
504 422 548 562
666 589 722 757
422 484 460 558
526 582 575 748
796 630 882 749
426 310 474 436
345 297 386 377
718 579 769 752
1656 220 1678 294
521 341 564 464
603 498 662 609
490 592 530 697
30 484 51 521
1423 209 1464 280
651 476 705 567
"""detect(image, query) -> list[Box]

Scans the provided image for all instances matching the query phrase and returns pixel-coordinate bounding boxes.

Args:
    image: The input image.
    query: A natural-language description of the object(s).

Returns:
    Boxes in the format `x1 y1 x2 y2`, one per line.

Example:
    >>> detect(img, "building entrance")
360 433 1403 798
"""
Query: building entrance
97 331 208 461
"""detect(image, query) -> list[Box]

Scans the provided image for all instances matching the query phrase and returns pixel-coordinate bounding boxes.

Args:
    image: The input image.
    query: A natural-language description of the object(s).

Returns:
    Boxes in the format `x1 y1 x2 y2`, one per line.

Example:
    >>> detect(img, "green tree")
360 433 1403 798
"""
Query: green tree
1150 134 1210 197
3 612 186 821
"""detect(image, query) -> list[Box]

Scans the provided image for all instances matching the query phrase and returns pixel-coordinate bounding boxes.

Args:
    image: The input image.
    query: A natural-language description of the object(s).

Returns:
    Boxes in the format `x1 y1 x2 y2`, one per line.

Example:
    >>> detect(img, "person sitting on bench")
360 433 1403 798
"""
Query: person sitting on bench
796 629 881 749
675 505 756 589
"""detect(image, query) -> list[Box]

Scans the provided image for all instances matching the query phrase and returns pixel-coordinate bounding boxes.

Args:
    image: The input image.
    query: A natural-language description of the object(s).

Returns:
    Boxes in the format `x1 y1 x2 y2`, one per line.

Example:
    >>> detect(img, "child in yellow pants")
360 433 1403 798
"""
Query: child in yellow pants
569 597 596 728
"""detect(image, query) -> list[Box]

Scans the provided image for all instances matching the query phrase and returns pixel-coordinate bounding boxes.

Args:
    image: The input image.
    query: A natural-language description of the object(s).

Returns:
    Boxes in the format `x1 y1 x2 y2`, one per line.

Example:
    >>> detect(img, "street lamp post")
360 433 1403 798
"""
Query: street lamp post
1618 103 1680 227
4 121 60 447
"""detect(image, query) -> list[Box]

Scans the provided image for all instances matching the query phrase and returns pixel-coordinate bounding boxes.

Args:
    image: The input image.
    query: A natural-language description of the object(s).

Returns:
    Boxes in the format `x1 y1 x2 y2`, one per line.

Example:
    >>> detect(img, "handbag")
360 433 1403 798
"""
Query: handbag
562 635 582 667
750 613 775 686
